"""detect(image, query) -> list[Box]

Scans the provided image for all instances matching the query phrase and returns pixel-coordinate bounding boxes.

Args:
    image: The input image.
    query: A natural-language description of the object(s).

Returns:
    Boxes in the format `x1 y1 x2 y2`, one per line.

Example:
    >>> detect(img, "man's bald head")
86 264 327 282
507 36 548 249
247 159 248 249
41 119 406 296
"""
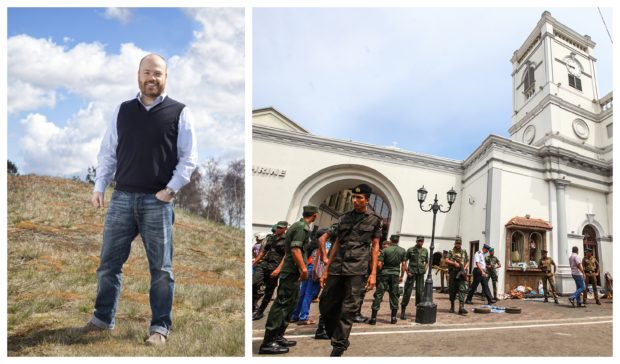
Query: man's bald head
139 53 167 72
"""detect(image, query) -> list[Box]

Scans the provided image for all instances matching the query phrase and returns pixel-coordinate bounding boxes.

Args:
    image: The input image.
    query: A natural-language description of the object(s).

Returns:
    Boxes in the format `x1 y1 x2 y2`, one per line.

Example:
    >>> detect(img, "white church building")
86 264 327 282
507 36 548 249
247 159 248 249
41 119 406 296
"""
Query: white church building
252 11 613 295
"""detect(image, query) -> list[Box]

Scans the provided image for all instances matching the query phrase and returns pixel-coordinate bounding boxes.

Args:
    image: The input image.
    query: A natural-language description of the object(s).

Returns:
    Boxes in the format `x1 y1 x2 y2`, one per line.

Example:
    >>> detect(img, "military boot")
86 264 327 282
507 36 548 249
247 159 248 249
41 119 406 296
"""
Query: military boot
458 301 468 315
390 309 398 324
352 309 368 323
449 300 455 313
400 305 407 320
275 327 296 347
258 330 289 355
314 316 329 340
368 310 378 325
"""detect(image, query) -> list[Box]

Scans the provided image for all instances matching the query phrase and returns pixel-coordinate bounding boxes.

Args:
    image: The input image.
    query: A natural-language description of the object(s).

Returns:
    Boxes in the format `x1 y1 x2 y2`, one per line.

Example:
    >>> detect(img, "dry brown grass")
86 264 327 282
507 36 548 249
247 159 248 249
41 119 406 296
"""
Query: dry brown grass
7 175 244 356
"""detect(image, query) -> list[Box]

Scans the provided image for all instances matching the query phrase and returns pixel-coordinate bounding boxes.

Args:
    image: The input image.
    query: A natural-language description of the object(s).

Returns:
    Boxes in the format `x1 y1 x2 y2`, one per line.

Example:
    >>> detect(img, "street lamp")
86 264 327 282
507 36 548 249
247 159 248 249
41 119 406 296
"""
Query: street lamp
415 186 457 324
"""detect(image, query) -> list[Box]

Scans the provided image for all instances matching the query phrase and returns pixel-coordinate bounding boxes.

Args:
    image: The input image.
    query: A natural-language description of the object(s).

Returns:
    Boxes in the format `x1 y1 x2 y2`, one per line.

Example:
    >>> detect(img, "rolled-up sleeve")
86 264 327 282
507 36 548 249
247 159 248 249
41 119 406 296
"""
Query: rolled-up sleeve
289 225 307 250
167 107 198 192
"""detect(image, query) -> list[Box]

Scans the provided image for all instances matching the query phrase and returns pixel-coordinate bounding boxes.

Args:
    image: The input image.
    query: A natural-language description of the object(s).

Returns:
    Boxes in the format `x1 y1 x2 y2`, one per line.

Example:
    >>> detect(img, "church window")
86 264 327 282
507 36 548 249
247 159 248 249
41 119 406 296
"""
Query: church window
523 64 536 99
568 74 582 91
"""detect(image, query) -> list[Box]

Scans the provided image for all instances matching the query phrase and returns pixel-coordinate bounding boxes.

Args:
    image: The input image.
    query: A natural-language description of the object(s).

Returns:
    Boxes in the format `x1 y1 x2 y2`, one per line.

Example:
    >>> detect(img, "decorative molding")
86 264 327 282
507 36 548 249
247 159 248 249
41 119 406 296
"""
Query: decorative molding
253 125 464 174
532 132 612 155
509 93 613 136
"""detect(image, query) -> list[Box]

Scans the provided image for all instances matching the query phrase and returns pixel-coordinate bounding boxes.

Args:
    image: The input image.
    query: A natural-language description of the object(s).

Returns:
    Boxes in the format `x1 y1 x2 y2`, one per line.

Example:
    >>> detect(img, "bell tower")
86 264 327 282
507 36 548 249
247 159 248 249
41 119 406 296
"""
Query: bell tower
508 11 612 161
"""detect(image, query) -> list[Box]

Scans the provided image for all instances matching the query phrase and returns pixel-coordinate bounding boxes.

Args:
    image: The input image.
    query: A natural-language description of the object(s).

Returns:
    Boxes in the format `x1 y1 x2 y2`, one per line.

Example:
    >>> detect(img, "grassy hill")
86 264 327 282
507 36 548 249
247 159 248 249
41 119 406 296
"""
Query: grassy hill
7 175 244 356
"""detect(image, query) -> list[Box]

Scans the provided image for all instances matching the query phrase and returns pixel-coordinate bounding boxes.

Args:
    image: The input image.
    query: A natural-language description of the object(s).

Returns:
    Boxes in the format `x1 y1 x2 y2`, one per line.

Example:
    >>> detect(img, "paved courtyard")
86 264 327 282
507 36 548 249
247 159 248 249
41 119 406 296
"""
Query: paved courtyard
252 290 613 356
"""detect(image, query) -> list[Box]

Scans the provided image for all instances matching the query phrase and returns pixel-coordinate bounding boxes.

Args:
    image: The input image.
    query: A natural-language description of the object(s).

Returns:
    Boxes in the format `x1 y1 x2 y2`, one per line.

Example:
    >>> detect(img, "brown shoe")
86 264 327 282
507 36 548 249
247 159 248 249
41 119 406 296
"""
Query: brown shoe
145 332 167 346
297 319 316 325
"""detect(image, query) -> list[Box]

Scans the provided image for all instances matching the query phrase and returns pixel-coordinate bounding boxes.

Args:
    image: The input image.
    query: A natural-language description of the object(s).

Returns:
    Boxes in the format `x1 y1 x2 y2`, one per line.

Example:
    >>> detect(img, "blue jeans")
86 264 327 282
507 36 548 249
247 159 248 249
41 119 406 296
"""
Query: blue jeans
90 190 175 336
291 264 320 321
570 274 585 304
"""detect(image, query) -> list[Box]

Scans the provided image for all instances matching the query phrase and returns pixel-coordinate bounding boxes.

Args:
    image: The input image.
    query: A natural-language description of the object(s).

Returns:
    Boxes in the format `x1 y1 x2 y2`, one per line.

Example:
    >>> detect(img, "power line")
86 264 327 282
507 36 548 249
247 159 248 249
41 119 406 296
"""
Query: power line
597 7 613 44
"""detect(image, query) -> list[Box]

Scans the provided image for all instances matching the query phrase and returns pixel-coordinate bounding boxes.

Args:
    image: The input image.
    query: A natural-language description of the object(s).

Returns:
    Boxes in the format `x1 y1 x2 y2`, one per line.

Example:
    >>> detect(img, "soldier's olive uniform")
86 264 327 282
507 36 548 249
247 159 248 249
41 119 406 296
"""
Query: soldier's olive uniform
253 234 286 313
448 248 469 303
537 256 558 301
371 244 406 311
402 245 428 308
263 219 310 341
582 255 600 304
484 254 500 299
319 209 382 352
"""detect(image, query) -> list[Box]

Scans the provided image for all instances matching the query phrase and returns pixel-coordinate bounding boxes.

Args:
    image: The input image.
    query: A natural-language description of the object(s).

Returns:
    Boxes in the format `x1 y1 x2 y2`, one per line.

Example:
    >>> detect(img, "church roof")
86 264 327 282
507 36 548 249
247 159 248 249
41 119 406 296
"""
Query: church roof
505 215 553 230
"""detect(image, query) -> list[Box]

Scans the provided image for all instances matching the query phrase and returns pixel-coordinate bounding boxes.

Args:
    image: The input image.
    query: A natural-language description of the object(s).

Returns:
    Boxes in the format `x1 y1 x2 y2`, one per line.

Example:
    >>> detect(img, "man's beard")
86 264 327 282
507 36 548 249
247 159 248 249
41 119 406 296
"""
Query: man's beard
141 81 163 97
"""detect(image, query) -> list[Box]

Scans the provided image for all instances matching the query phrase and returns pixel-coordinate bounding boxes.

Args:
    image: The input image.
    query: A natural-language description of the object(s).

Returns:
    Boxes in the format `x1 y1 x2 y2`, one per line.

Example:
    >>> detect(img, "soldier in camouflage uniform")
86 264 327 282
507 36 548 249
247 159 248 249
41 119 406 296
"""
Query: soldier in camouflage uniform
484 247 501 301
252 221 288 320
319 184 382 357
369 235 406 324
582 248 601 305
400 236 428 320
446 237 469 315
258 206 319 355
439 250 449 293
537 249 559 304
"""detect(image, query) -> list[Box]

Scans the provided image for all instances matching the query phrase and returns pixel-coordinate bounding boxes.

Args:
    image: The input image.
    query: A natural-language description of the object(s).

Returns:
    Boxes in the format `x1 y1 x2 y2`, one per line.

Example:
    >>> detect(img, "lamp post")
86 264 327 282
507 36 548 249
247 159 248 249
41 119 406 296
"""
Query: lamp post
415 185 457 324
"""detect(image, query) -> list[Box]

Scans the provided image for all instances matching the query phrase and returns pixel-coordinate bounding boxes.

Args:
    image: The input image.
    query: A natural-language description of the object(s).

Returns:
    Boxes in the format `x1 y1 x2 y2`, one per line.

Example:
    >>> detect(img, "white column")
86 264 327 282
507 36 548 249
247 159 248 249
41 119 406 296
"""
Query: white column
554 178 574 294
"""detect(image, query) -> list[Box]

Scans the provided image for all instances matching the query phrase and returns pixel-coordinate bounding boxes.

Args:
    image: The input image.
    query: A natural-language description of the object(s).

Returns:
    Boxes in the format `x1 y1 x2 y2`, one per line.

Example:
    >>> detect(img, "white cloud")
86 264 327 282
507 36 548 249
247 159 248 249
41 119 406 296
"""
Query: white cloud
8 80 57 114
8 8 245 177
19 110 103 176
103 8 132 24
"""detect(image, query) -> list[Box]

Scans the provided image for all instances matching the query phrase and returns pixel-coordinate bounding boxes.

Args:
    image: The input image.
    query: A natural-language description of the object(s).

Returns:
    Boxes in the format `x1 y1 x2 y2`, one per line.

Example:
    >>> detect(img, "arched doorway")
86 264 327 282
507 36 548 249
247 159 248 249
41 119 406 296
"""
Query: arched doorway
582 225 600 285
287 164 404 238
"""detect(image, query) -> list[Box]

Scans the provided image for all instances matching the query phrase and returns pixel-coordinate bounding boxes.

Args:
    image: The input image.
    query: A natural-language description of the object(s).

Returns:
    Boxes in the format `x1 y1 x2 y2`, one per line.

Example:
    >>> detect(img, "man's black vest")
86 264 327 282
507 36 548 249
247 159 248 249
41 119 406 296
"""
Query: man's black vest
115 97 185 193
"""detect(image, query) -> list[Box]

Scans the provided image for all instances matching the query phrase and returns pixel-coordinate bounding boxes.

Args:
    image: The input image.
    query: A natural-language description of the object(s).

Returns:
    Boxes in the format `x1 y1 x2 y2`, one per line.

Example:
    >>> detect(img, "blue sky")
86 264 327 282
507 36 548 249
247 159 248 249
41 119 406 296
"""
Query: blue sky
8 8 245 177
253 7 613 161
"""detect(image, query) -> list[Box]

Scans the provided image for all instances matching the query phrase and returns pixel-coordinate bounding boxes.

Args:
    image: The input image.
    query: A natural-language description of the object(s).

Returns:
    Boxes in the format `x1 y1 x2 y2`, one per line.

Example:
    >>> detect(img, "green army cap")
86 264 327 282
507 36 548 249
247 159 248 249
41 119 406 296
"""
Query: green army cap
585 248 593 253
416 236 424 242
276 221 288 228
489 247 495 252
351 183 372 196
389 234 400 243
303 205 319 214
454 236 462 244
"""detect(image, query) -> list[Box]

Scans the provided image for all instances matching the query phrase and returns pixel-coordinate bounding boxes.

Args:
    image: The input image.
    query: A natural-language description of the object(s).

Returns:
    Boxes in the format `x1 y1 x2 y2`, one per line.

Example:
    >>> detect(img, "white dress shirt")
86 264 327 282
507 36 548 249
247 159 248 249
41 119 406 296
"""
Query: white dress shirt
473 251 487 271
94 93 197 193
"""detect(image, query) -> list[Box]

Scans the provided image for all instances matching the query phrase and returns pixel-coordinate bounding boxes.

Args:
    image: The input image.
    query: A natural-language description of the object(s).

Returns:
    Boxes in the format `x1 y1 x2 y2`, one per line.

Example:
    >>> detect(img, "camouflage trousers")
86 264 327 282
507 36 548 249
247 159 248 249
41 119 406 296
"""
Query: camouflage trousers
488 271 498 298
402 273 425 308
582 273 600 304
541 273 558 300
371 274 400 311
448 271 467 302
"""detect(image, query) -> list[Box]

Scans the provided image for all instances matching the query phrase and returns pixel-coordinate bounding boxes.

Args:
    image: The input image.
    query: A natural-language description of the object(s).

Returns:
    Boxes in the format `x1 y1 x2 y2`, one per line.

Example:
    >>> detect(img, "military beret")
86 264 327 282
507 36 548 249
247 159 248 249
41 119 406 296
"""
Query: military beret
454 236 462 243
489 247 495 252
351 183 372 195
483 243 491 250
416 236 424 242
276 221 288 228
303 205 319 214
541 249 548 253
271 224 277 233
390 234 400 242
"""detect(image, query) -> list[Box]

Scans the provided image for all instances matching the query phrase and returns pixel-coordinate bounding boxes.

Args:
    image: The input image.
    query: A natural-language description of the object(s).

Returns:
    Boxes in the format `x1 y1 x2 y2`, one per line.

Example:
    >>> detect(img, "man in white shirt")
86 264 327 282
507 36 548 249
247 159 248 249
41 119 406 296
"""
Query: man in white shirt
84 54 197 346
568 246 586 307
465 243 496 305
